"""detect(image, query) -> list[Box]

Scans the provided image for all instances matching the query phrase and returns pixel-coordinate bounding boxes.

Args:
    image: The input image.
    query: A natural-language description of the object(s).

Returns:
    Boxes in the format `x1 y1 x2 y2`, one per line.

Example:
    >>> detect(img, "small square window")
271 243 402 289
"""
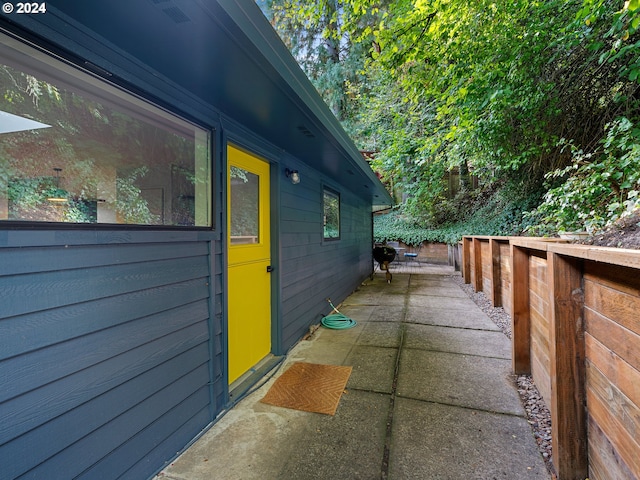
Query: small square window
323 187 340 240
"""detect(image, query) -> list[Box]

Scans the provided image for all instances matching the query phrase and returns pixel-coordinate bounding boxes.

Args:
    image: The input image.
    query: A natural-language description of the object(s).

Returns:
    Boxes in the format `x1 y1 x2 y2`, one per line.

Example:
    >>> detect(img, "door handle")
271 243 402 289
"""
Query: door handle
266 265 274 272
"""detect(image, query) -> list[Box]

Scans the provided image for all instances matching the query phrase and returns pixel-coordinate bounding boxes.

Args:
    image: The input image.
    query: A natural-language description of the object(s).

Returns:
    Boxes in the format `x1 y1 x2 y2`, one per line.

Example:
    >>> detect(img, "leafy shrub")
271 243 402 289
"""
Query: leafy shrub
527 117 640 235
374 184 541 245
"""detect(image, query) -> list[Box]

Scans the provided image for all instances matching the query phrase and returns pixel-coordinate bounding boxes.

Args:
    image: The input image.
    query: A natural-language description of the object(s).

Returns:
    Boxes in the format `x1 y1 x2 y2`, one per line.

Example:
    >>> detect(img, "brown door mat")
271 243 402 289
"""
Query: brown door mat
260 362 352 415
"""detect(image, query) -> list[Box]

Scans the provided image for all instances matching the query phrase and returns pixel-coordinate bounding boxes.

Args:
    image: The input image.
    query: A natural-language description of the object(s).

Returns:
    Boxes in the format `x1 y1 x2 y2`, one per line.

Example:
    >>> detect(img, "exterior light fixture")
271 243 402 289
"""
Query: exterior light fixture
285 168 300 185
46 167 68 203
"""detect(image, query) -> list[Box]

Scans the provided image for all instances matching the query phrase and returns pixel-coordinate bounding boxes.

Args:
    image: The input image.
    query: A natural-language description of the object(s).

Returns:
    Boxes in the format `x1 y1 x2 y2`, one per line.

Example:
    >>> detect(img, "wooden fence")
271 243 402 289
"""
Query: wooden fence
461 236 640 480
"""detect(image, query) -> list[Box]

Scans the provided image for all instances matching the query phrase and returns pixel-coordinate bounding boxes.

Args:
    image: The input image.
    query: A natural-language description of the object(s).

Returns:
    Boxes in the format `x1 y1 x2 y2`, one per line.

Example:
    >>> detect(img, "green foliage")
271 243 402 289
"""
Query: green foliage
115 167 158 225
264 0 382 121
528 117 640 234
374 184 541 244
264 0 640 242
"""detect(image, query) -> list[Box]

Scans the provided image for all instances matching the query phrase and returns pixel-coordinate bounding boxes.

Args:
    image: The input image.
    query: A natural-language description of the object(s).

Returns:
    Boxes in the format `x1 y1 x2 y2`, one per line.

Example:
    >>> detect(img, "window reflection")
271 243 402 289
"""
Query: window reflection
0 34 211 227
230 166 260 244
323 188 340 239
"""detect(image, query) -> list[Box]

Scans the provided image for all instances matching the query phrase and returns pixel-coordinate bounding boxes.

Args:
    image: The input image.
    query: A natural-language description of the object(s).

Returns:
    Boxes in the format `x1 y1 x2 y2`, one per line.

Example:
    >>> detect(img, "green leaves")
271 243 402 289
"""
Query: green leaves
529 118 640 233
264 0 640 239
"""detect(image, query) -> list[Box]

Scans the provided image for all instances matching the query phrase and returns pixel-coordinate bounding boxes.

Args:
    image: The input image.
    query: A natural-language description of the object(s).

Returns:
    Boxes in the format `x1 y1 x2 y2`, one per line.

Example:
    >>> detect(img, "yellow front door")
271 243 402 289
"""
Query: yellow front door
227 145 271 384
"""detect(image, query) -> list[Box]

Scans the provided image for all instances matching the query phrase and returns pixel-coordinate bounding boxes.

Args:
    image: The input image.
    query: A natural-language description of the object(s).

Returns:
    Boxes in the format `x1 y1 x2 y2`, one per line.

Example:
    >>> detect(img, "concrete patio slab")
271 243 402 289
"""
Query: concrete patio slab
356 322 402 348
276 389 389 480
335 304 376 322
390 398 550 479
397 349 523 415
343 290 406 306
408 285 470 298
368 305 405 323
158 266 549 480
404 323 512 359
405 305 502 331
409 294 481 310
345 345 397 393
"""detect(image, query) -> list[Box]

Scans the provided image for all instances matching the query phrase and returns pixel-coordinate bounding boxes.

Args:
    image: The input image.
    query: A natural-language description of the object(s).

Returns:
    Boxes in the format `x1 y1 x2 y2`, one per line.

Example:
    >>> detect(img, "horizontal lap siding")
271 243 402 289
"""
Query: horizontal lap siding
280 181 372 351
584 262 640 479
529 254 551 407
0 239 216 480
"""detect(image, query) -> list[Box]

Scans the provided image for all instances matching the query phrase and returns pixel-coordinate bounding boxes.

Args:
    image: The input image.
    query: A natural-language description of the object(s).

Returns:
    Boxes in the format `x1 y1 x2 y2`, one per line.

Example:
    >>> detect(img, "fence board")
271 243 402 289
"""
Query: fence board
586 333 640 413
481 240 492 294
585 308 640 373
548 253 588 479
473 238 482 291
585 278 640 337
489 239 502 306
463 237 472 283
464 237 640 479
584 261 640 296
530 346 551 407
588 417 635 480
587 385 640 478
587 360 640 443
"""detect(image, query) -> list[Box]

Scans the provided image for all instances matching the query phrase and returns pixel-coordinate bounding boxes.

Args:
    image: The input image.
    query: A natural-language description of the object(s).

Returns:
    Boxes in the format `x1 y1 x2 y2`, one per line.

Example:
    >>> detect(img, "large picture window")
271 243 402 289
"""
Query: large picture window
323 187 340 240
0 34 211 227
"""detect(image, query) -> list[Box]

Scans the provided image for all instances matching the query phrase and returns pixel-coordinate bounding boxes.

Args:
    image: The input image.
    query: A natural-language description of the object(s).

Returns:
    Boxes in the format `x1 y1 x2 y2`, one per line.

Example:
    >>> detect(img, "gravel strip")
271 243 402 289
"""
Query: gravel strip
451 275 556 478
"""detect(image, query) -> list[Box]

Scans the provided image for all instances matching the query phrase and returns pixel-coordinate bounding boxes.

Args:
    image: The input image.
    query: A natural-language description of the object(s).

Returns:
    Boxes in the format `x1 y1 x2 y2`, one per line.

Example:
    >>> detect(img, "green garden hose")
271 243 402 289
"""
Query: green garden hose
321 298 357 329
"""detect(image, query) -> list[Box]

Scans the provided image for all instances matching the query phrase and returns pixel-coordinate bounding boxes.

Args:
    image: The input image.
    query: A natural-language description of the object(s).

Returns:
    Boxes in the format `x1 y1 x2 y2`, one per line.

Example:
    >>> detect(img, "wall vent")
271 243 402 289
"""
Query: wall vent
297 125 315 138
163 6 191 23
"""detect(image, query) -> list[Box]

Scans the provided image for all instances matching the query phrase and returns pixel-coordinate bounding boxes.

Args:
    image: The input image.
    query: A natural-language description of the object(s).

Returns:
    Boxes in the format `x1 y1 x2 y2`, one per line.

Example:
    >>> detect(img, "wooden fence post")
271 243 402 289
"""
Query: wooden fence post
490 239 502 307
473 238 483 292
462 237 471 284
547 252 588 479
511 244 531 374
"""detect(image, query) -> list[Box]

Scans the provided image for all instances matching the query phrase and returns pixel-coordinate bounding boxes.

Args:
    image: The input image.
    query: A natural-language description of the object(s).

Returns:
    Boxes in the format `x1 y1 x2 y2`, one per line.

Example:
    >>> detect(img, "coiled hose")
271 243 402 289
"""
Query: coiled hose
321 298 357 329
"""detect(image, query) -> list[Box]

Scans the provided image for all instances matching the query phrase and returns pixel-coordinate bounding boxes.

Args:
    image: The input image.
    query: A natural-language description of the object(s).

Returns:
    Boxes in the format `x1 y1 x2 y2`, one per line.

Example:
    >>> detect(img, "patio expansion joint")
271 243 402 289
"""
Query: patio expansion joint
402 345 512 362
379 279 411 480
393 393 527 419
402 320 505 333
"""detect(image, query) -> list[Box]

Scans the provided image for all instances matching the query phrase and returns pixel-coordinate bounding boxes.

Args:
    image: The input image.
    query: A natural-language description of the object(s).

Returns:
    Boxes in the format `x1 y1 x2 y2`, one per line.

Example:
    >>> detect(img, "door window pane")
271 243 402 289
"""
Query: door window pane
0 34 211 227
230 166 259 244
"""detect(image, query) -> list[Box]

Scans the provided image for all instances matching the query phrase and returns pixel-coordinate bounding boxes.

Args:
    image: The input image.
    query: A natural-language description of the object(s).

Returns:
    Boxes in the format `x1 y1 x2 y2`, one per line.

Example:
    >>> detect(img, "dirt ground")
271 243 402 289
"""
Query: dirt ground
579 213 640 250
580 212 640 250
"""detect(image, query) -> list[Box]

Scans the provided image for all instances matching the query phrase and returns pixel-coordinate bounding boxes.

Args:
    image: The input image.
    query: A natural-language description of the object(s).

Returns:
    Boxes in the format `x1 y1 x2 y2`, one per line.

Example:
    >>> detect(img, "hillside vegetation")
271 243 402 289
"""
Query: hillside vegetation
261 0 640 244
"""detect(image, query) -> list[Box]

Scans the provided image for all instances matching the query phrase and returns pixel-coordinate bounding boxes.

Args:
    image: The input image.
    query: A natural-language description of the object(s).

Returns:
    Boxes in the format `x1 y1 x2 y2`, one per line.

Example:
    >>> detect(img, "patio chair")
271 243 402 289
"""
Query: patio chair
386 241 405 262
403 244 422 265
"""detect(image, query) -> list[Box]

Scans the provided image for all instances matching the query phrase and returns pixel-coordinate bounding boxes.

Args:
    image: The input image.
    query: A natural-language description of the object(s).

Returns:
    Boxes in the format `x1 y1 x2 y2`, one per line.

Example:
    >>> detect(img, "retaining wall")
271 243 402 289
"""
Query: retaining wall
462 236 640 480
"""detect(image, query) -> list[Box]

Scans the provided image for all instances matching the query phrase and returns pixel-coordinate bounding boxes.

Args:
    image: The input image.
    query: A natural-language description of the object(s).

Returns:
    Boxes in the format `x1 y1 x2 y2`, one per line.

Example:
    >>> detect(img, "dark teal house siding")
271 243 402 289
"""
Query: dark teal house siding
0 231 222 479
0 1 391 478
279 162 373 351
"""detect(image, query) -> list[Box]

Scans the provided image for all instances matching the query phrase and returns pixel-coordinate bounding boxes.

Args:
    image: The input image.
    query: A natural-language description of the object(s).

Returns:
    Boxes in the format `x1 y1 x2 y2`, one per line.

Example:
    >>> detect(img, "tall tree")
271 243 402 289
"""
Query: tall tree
263 0 382 121
262 0 640 234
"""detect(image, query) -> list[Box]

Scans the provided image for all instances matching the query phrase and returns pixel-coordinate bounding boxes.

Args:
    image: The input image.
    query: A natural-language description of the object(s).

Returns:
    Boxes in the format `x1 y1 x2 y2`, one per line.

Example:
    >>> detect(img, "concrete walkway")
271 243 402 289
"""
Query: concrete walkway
158 266 550 480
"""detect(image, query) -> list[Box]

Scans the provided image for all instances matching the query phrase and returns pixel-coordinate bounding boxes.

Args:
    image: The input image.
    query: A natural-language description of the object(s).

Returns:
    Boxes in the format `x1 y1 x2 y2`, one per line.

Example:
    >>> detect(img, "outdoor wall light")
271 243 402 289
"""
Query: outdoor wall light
285 168 300 185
